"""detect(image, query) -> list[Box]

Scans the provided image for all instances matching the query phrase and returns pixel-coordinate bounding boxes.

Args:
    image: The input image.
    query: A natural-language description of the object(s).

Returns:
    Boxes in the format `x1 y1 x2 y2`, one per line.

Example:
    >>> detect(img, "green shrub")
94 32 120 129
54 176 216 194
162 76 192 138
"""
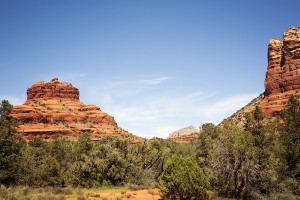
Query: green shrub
158 155 209 199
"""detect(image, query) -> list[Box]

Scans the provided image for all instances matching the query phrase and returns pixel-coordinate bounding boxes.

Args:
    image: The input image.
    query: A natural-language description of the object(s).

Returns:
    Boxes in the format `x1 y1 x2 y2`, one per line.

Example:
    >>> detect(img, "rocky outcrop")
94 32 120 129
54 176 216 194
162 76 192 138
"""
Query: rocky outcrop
167 126 199 143
10 78 142 143
27 78 79 101
261 27 300 116
224 27 300 126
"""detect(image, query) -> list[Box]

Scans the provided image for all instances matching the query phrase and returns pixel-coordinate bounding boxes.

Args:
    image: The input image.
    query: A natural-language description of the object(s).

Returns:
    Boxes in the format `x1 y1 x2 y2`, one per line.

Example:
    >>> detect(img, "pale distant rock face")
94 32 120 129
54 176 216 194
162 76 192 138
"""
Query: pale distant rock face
10 78 142 143
167 125 199 140
261 27 300 116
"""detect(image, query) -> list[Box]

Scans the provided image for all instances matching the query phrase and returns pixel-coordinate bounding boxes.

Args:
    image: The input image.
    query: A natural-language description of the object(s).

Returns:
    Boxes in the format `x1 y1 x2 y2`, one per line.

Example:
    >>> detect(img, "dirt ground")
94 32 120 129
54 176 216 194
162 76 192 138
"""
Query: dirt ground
65 188 235 200
69 188 162 200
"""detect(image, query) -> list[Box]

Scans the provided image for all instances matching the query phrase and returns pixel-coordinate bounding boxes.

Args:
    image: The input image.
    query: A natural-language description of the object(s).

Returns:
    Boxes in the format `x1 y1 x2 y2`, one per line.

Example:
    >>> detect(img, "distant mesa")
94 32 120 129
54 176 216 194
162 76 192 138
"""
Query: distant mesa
166 125 199 143
10 78 142 143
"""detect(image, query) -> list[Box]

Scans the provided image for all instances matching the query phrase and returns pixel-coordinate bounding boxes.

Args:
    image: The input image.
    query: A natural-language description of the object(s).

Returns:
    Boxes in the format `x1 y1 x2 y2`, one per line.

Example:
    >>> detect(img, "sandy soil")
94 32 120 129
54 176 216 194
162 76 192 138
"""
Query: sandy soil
69 188 162 200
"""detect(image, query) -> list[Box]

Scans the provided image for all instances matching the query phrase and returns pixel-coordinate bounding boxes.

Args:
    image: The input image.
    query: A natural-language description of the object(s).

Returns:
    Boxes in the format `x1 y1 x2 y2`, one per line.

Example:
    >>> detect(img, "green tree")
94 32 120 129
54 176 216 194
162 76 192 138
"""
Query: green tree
66 137 132 187
0 100 13 118
196 123 218 168
209 123 261 198
279 95 300 179
254 105 264 123
0 100 24 186
75 133 93 157
158 155 209 199
50 137 74 187
244 107 277 196
66 148 107 187
19 138 61 186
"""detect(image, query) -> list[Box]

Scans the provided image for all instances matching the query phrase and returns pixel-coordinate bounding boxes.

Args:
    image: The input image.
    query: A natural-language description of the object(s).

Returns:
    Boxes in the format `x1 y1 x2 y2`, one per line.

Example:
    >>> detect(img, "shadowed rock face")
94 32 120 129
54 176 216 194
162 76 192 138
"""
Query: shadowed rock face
261 27 300 116
10 78 142 143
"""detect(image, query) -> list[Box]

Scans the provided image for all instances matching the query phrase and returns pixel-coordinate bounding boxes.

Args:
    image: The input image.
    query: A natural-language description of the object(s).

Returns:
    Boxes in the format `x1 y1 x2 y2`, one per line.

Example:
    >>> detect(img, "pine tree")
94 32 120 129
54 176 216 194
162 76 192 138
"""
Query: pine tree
280 95 300 178
0 100 24 186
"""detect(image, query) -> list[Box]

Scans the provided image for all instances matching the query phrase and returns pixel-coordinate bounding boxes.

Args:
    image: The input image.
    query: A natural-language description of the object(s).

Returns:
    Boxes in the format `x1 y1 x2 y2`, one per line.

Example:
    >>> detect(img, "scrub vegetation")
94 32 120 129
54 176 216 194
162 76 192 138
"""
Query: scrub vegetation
1 96 300 199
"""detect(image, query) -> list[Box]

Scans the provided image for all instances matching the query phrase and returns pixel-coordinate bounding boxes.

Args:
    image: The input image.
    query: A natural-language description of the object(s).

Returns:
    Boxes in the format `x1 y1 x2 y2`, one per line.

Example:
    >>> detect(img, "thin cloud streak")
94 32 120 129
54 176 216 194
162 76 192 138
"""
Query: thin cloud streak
0 95 25 106
201 94 258 117
137 77 173 85
83 76 173 105
111 93 257 123
42 72 88 83
107 91 258 138
79 76 259 138
107 76 173 87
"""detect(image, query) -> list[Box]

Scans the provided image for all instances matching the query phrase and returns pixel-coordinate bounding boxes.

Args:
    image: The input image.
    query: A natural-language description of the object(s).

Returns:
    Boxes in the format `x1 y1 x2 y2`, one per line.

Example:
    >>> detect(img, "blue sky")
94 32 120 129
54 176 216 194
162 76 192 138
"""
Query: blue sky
0 0 299 138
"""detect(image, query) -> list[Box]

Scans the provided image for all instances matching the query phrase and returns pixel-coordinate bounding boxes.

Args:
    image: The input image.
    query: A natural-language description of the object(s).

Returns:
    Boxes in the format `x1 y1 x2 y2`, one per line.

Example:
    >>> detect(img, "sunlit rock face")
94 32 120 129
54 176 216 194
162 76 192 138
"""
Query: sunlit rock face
222 27 300 128
10 78 142 143
261 27 300 116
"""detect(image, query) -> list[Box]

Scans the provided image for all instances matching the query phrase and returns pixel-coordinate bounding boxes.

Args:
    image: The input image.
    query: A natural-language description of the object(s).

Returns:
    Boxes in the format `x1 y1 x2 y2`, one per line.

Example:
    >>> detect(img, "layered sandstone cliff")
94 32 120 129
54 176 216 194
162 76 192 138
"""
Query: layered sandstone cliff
261 27 300 116
10 78 142 143
224 27 300 126
26 78 80 101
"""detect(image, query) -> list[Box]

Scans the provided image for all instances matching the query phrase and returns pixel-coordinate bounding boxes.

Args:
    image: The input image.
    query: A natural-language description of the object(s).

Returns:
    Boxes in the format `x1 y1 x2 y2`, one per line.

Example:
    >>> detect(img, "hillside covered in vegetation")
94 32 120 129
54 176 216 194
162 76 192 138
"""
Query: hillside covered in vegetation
1 95 300 199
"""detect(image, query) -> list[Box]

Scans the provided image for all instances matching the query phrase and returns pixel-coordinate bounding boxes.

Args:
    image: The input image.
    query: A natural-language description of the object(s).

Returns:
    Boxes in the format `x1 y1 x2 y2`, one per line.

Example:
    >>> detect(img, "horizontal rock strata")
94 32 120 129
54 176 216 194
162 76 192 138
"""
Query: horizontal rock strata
10 78 142 143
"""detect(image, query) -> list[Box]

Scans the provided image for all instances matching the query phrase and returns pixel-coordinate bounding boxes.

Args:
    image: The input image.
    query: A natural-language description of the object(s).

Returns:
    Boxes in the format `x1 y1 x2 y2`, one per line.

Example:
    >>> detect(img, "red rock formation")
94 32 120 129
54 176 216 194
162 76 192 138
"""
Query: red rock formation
167 133 199 144
260 27 300 116
10 78 143 143
27 78 79 101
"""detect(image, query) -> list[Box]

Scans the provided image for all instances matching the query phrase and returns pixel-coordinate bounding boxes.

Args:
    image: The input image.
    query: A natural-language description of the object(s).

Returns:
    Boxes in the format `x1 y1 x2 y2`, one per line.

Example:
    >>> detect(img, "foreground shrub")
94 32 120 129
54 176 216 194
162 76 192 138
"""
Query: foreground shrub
158 155 209 199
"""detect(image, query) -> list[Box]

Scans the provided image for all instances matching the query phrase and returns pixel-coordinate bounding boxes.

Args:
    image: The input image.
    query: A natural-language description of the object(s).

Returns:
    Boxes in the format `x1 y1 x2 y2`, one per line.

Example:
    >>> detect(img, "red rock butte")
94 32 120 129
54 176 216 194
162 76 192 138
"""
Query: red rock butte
218 27 300 128
26 78 80 101
260 27 300 116
10 78 142 143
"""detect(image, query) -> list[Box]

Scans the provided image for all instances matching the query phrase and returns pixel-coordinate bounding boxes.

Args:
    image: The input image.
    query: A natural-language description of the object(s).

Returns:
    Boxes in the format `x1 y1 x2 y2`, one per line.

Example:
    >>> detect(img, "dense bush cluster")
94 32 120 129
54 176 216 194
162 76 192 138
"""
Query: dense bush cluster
1 96 300 199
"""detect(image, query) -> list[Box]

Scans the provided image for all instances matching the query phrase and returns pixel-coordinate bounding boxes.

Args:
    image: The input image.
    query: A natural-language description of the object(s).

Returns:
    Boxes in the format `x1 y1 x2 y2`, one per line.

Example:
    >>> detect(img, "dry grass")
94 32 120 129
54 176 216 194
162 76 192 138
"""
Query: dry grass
0 185 69 200
0 185 239 200
0 186 161 200
0 186 168 200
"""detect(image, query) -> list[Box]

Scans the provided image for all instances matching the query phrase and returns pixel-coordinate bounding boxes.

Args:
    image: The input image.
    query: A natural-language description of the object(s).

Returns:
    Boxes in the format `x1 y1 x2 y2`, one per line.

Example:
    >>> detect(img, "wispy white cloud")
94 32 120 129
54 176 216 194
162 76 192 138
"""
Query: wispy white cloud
137 77 173 85
106 91 258 138
62 73 88 81
107 76 173 89
83 76 173 105
200 94 257 118
42 72 88 82
79 76 259 139
0 95 25 106
109 106 162 124
153 126 183 139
